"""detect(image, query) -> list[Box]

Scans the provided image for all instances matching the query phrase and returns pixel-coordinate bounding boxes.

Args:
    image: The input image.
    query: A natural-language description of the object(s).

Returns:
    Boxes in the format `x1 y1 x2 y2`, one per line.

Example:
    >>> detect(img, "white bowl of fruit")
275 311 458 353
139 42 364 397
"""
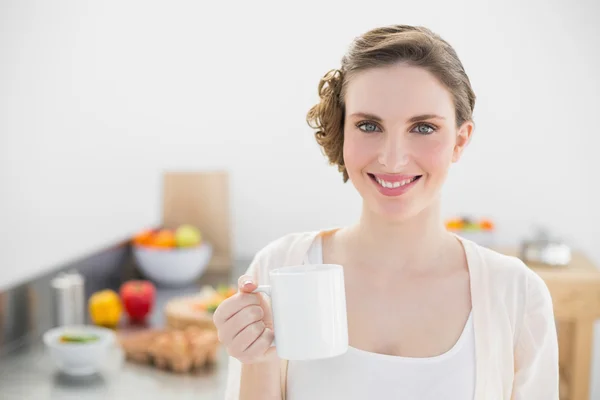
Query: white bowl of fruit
132 225 213 287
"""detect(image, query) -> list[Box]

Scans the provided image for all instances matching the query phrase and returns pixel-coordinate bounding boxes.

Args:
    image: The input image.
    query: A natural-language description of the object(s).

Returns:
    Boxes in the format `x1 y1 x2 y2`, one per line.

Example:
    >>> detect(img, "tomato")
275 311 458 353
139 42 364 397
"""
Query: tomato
119 280 156 322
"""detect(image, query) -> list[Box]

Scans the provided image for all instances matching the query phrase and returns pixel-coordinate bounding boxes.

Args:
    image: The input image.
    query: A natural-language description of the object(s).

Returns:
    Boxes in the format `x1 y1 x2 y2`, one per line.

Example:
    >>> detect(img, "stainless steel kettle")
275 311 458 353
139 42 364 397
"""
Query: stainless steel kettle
520 227 572 267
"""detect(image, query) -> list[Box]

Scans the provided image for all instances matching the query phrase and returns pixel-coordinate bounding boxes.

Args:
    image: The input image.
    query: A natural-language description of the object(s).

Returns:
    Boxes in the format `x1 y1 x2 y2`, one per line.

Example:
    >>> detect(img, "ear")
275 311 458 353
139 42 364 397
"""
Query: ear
452 121 474 163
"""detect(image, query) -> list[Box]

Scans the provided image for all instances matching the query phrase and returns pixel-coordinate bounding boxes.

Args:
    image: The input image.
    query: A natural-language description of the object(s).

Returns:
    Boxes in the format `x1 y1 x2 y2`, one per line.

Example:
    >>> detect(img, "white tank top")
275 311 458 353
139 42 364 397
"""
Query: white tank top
286 237 476 400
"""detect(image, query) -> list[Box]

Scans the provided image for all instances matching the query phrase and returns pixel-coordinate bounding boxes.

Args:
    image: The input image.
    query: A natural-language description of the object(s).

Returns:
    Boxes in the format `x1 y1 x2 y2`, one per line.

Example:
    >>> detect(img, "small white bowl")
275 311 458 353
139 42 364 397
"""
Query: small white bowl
133 243 213 287
43 325 116 376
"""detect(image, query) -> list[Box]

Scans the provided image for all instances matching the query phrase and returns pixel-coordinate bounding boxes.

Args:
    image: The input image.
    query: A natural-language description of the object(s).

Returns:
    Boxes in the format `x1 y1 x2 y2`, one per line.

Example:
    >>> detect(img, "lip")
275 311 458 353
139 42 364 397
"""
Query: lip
367 173 421 197
370 173 420 183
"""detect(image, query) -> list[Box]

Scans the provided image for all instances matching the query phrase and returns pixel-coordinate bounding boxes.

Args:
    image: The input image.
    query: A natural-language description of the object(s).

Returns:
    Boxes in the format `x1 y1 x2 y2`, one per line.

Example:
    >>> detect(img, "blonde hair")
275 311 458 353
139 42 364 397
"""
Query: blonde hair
306 25 476 182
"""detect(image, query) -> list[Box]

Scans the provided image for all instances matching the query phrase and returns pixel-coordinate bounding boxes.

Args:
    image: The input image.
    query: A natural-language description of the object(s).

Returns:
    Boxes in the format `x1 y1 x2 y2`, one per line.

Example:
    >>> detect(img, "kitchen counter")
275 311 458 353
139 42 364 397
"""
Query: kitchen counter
0 342 231 400
0 269 247 400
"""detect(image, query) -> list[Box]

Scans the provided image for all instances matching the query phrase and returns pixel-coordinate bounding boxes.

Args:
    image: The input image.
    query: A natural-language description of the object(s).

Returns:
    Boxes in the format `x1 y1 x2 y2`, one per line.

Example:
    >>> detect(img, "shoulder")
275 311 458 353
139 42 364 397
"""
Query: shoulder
461 237 553 319
463 236 548 293
254 231 320 261
245 230 321 281
458 239 559 400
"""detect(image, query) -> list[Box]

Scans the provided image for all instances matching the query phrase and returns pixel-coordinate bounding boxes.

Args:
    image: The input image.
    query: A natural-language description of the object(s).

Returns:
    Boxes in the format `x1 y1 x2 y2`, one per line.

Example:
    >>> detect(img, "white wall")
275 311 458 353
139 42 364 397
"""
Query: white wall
2 0 599 392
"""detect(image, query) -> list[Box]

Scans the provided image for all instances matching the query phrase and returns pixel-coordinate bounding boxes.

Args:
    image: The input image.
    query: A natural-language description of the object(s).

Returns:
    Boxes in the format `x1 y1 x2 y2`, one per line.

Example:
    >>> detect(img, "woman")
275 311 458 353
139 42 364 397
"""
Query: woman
214 24 559 400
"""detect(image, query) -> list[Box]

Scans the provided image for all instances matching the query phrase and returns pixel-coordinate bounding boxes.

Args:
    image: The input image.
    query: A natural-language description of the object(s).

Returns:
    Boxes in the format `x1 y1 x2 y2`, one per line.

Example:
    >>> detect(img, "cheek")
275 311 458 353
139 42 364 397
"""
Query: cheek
414 136 454 171
343 133 373 171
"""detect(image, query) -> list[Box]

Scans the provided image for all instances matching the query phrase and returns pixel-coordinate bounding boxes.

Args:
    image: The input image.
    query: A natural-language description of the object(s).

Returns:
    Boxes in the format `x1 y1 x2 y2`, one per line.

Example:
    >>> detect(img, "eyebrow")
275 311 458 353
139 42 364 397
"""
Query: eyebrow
348 112 446 123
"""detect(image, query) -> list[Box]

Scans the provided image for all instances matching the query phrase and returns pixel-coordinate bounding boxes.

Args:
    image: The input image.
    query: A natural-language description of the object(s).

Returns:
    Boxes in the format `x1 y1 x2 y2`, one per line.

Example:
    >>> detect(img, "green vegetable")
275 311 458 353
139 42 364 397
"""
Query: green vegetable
59 333 100 343
206 304 219 313
216 284 229 296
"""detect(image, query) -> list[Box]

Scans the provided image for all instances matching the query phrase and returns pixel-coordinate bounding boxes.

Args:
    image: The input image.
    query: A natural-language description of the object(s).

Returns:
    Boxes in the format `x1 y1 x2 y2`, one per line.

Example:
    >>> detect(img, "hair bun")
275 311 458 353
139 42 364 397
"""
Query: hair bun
318 69 343 101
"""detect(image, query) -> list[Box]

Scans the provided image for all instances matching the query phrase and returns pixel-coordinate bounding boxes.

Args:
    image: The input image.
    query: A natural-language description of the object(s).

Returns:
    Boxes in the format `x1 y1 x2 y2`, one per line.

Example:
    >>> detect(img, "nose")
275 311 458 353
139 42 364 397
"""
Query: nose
378 133 409 170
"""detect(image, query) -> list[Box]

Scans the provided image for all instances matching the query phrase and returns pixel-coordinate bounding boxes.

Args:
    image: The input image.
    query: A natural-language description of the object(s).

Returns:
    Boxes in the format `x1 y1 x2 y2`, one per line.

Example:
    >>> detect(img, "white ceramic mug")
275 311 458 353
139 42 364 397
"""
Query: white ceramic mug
253 264 348 361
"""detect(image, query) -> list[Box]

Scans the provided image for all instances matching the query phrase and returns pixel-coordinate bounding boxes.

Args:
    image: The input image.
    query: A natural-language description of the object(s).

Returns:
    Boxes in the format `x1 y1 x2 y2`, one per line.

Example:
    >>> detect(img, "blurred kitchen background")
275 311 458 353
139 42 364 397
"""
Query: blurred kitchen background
1 0 599 399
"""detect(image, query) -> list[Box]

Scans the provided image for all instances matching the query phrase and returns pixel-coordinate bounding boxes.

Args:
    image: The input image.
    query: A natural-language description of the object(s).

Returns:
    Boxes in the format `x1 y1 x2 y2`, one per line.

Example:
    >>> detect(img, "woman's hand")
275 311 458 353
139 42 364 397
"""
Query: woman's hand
213 275 277 364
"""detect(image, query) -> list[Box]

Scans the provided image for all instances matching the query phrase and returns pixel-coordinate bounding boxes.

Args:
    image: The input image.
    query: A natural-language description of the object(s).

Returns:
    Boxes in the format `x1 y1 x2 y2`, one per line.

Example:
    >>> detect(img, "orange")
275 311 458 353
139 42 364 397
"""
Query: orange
133 229 155 246
150 229 176 248
445 218 464 231
479 219 495 231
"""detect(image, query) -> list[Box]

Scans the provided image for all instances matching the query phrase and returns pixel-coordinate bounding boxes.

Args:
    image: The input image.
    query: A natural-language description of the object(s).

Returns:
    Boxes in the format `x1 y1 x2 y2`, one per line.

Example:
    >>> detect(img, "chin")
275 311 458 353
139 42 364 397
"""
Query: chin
369 198 423 222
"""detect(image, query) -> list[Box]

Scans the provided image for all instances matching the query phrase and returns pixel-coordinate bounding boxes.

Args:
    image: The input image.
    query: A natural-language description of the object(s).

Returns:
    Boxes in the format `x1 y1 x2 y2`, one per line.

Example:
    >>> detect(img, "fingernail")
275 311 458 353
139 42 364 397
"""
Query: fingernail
242 280 253 287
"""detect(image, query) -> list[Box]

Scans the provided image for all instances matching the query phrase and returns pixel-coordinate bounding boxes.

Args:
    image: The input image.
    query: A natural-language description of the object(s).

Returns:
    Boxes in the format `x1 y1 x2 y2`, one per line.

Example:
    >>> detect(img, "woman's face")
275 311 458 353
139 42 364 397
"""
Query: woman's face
343 63 473 221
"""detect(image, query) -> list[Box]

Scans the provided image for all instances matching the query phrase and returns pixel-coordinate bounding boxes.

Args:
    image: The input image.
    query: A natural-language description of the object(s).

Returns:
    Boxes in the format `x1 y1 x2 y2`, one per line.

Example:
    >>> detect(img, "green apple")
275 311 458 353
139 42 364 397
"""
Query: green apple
175 224 202 248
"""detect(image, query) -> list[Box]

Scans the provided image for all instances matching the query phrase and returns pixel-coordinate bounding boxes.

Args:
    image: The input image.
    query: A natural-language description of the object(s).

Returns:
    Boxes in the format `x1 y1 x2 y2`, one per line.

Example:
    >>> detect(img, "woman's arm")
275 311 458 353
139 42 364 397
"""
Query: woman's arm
512 271 559 399
240 358 283 400
222 252 284 400
224 355 283 400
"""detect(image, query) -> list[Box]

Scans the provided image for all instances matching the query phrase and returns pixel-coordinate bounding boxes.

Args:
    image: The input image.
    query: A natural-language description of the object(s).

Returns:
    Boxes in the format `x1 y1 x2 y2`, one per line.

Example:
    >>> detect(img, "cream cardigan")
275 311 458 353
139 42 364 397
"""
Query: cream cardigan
224 230 559 400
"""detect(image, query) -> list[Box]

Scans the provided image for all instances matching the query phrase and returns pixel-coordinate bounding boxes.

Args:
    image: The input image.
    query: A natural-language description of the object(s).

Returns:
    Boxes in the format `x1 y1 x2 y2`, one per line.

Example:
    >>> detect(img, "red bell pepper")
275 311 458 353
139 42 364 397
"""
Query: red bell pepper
119 280 156 323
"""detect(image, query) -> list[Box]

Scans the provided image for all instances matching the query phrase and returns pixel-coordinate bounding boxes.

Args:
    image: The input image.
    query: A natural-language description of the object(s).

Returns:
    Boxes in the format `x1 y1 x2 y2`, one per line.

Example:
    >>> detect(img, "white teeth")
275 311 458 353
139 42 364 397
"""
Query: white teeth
375 176 416 188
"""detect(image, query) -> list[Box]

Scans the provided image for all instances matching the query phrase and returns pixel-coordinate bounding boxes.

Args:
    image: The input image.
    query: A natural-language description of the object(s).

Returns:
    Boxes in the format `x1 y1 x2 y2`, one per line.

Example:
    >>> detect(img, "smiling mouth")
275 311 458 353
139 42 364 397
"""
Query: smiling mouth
367 173 422 188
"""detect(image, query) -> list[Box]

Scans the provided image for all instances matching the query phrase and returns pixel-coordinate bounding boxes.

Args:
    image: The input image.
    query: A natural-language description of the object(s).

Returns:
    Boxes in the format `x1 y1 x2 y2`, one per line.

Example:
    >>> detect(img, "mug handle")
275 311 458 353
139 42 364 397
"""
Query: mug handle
252 285 271 296
251 285 275 347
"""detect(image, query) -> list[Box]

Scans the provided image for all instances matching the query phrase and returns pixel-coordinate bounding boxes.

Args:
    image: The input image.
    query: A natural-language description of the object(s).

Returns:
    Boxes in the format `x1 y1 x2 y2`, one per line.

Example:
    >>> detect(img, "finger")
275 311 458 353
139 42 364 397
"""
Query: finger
227 321 266 356
212 293 260 326
238 275 257 293
218 305 264 344
239 328 275 363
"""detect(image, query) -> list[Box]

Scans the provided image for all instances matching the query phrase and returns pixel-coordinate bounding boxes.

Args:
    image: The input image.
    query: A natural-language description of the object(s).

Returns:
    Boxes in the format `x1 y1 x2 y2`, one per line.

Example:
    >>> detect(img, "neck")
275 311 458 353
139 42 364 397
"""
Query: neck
346 197 452 271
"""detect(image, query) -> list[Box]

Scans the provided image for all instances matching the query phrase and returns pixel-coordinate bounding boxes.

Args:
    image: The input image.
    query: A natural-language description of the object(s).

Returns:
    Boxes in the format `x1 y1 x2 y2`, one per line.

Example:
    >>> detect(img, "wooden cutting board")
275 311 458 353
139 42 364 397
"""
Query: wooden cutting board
162 171 232 273
163 286 221 331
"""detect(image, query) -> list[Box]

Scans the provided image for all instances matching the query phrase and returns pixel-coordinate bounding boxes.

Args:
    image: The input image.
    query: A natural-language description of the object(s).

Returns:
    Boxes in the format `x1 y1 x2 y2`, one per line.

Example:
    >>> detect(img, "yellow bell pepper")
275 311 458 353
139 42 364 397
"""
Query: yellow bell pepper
88 289 122 328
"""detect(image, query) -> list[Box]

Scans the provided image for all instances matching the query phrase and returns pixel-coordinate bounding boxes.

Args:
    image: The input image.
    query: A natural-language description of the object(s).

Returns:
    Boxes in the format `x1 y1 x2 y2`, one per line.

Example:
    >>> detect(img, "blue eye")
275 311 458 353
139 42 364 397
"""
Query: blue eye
412 124 436 135
356 121 381 133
